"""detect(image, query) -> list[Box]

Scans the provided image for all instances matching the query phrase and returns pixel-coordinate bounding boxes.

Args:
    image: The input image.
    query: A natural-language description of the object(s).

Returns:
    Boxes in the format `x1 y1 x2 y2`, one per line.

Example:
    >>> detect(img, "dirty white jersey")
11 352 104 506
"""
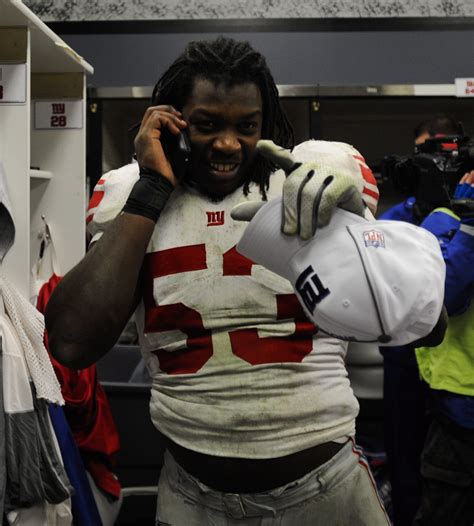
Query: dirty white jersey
88 163 359 459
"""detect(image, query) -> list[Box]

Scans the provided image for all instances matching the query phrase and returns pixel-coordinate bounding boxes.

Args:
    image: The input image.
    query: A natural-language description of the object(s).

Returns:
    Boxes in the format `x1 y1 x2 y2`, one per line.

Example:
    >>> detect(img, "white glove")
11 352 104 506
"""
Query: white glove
233 140 366 240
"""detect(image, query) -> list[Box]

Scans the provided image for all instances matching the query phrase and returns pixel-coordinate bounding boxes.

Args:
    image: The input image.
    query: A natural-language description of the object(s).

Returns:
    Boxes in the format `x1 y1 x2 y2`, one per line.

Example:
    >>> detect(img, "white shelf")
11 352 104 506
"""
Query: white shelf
0 1 92 297
30 168 53 180
1 0 93 74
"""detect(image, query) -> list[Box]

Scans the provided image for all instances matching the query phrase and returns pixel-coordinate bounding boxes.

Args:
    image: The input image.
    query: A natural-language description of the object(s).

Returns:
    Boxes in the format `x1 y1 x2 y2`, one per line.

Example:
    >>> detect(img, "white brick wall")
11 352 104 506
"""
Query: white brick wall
24 0 474 22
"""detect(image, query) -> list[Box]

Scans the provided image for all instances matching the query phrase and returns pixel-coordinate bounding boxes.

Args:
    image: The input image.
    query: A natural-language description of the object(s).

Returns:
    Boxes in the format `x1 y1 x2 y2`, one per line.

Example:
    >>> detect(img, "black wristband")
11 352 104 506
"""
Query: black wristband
122 166 174 222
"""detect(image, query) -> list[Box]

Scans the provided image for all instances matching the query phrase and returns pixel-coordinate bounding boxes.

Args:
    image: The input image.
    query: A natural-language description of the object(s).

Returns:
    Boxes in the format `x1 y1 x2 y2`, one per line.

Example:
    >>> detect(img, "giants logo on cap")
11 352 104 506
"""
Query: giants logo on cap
363 230 385 249
295 266 330 314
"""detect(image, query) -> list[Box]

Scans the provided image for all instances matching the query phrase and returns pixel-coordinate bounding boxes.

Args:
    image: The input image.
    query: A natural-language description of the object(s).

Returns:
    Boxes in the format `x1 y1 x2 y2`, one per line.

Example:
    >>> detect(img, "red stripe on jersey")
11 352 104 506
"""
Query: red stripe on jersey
86 178 108 223
222 246 255 276
354 156 377 186
145 244 207 278
88 190 105 213
352 155 379 208
363 187 380 200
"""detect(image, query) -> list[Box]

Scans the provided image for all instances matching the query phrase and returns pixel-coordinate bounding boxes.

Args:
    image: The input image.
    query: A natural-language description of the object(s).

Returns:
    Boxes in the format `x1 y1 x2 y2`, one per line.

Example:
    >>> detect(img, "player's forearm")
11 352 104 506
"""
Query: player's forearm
45 212 154 369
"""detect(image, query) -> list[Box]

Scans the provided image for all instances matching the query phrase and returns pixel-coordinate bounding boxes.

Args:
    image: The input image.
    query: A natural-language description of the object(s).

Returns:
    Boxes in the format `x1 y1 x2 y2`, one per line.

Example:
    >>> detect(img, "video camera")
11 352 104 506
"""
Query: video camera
381 135 474 219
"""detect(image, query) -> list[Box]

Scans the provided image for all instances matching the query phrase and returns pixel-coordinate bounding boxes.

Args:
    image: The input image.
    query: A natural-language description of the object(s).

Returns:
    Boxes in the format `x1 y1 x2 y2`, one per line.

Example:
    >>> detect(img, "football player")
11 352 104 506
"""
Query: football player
46 37 390 525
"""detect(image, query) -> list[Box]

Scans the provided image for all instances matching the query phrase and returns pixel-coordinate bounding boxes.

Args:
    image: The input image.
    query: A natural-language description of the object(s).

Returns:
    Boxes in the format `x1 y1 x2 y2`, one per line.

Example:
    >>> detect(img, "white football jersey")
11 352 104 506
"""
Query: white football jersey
88 164 359 458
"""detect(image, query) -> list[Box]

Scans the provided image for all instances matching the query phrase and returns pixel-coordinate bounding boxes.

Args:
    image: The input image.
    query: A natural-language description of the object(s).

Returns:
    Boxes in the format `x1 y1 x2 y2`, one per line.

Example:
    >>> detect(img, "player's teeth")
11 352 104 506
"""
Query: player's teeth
211 163 236 172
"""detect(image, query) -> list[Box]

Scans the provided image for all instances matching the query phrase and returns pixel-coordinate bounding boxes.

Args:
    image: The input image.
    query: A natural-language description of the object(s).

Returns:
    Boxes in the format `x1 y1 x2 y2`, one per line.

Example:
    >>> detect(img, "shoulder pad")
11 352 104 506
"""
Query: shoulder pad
86 163 139 238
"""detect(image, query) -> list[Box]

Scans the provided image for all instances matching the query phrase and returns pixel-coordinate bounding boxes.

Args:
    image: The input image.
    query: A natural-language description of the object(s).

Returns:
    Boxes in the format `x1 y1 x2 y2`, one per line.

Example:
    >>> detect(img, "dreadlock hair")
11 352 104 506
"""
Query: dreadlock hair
151 36 294 198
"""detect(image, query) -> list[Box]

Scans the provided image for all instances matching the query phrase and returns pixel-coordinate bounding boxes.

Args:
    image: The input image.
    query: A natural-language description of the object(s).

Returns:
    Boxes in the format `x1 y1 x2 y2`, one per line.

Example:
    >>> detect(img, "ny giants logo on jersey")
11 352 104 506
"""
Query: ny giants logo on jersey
363 230 385 249
206 211 225 226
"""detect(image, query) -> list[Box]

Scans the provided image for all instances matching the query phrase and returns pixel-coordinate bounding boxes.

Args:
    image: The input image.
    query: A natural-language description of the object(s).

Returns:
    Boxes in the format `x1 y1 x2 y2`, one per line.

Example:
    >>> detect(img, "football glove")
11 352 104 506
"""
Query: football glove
238 140 366 240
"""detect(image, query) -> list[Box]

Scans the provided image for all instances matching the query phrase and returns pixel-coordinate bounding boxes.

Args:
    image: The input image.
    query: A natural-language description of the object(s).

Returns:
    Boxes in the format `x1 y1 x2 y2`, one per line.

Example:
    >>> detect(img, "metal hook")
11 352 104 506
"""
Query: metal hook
41 215 52 243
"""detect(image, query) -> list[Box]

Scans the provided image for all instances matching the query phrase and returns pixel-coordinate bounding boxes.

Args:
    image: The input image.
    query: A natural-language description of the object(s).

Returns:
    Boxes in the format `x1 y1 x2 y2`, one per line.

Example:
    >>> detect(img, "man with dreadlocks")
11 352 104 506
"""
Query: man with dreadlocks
46 37 389 524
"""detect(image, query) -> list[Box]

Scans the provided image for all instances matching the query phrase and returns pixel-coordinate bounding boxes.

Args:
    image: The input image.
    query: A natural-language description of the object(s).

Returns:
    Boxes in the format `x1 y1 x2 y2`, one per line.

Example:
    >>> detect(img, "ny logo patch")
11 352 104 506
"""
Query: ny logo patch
206 211 225 226
295 265 330 314
51 103 65 114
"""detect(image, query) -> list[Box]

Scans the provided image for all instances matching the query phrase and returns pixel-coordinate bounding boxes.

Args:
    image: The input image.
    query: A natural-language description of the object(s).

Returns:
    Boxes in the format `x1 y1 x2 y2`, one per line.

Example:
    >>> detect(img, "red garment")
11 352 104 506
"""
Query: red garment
37 274 121 499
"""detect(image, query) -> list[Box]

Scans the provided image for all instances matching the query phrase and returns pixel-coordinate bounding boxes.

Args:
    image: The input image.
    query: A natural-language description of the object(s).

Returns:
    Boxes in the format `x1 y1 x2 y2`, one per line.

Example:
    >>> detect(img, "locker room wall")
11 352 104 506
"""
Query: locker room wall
54 29 474 88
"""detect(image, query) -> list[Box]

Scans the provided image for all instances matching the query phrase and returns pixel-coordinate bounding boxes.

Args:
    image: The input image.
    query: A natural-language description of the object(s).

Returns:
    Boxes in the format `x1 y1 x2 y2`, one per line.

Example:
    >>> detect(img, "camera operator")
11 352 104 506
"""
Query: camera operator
381 115 463 225
412 169 474 526
379 115 474 526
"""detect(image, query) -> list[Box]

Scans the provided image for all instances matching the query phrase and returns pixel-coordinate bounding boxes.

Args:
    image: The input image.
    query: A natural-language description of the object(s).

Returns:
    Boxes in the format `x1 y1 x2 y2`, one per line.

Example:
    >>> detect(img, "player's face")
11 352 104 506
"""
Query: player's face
182 78 263 198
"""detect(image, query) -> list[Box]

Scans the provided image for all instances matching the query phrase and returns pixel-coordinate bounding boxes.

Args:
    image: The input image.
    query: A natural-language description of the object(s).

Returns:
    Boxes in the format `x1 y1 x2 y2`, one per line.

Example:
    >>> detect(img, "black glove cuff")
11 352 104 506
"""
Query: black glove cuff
122 166 174 222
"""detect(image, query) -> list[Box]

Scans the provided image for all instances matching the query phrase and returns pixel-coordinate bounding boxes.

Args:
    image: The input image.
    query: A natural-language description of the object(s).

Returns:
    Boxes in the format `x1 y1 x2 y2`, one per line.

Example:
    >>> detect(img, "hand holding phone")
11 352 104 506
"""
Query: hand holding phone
133 105 188 186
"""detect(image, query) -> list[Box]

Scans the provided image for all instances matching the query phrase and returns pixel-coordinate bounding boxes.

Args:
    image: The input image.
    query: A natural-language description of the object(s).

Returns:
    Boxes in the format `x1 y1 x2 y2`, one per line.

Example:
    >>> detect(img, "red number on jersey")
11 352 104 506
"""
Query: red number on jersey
223 247 316 364
142 244 316 374
142 245 212 374
229 294 316 365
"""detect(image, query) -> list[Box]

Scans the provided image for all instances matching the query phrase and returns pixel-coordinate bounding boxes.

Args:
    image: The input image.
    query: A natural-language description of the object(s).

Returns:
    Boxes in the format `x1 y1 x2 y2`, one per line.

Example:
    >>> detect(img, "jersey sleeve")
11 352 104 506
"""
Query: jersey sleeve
86 163 140 242
420 208 474 316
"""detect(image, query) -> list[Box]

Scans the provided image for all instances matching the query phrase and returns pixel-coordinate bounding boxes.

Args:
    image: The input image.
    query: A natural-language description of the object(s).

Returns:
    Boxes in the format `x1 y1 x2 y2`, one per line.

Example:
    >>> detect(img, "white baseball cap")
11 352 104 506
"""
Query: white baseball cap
235 198 445 346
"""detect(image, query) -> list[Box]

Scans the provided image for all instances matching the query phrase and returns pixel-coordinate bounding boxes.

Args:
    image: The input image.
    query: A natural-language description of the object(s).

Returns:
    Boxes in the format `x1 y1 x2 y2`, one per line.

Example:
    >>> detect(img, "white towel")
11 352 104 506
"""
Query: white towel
0 276 63 405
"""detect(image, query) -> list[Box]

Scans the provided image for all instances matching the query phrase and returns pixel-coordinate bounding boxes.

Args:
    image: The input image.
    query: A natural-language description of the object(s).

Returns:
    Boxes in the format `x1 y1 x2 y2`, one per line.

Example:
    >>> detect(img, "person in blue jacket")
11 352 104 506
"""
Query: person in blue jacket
413 171 474 526
379 114 471 526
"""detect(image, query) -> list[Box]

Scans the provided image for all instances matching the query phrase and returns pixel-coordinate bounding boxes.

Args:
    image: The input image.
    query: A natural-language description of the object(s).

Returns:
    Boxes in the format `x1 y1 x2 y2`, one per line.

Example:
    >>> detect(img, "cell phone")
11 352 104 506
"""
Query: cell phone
129 121 192 181
161 129 191 181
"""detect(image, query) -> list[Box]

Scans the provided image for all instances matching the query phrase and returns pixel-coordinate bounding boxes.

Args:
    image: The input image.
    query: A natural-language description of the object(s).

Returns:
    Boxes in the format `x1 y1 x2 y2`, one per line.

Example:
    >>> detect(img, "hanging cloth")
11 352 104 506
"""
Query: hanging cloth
33 220 121 500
